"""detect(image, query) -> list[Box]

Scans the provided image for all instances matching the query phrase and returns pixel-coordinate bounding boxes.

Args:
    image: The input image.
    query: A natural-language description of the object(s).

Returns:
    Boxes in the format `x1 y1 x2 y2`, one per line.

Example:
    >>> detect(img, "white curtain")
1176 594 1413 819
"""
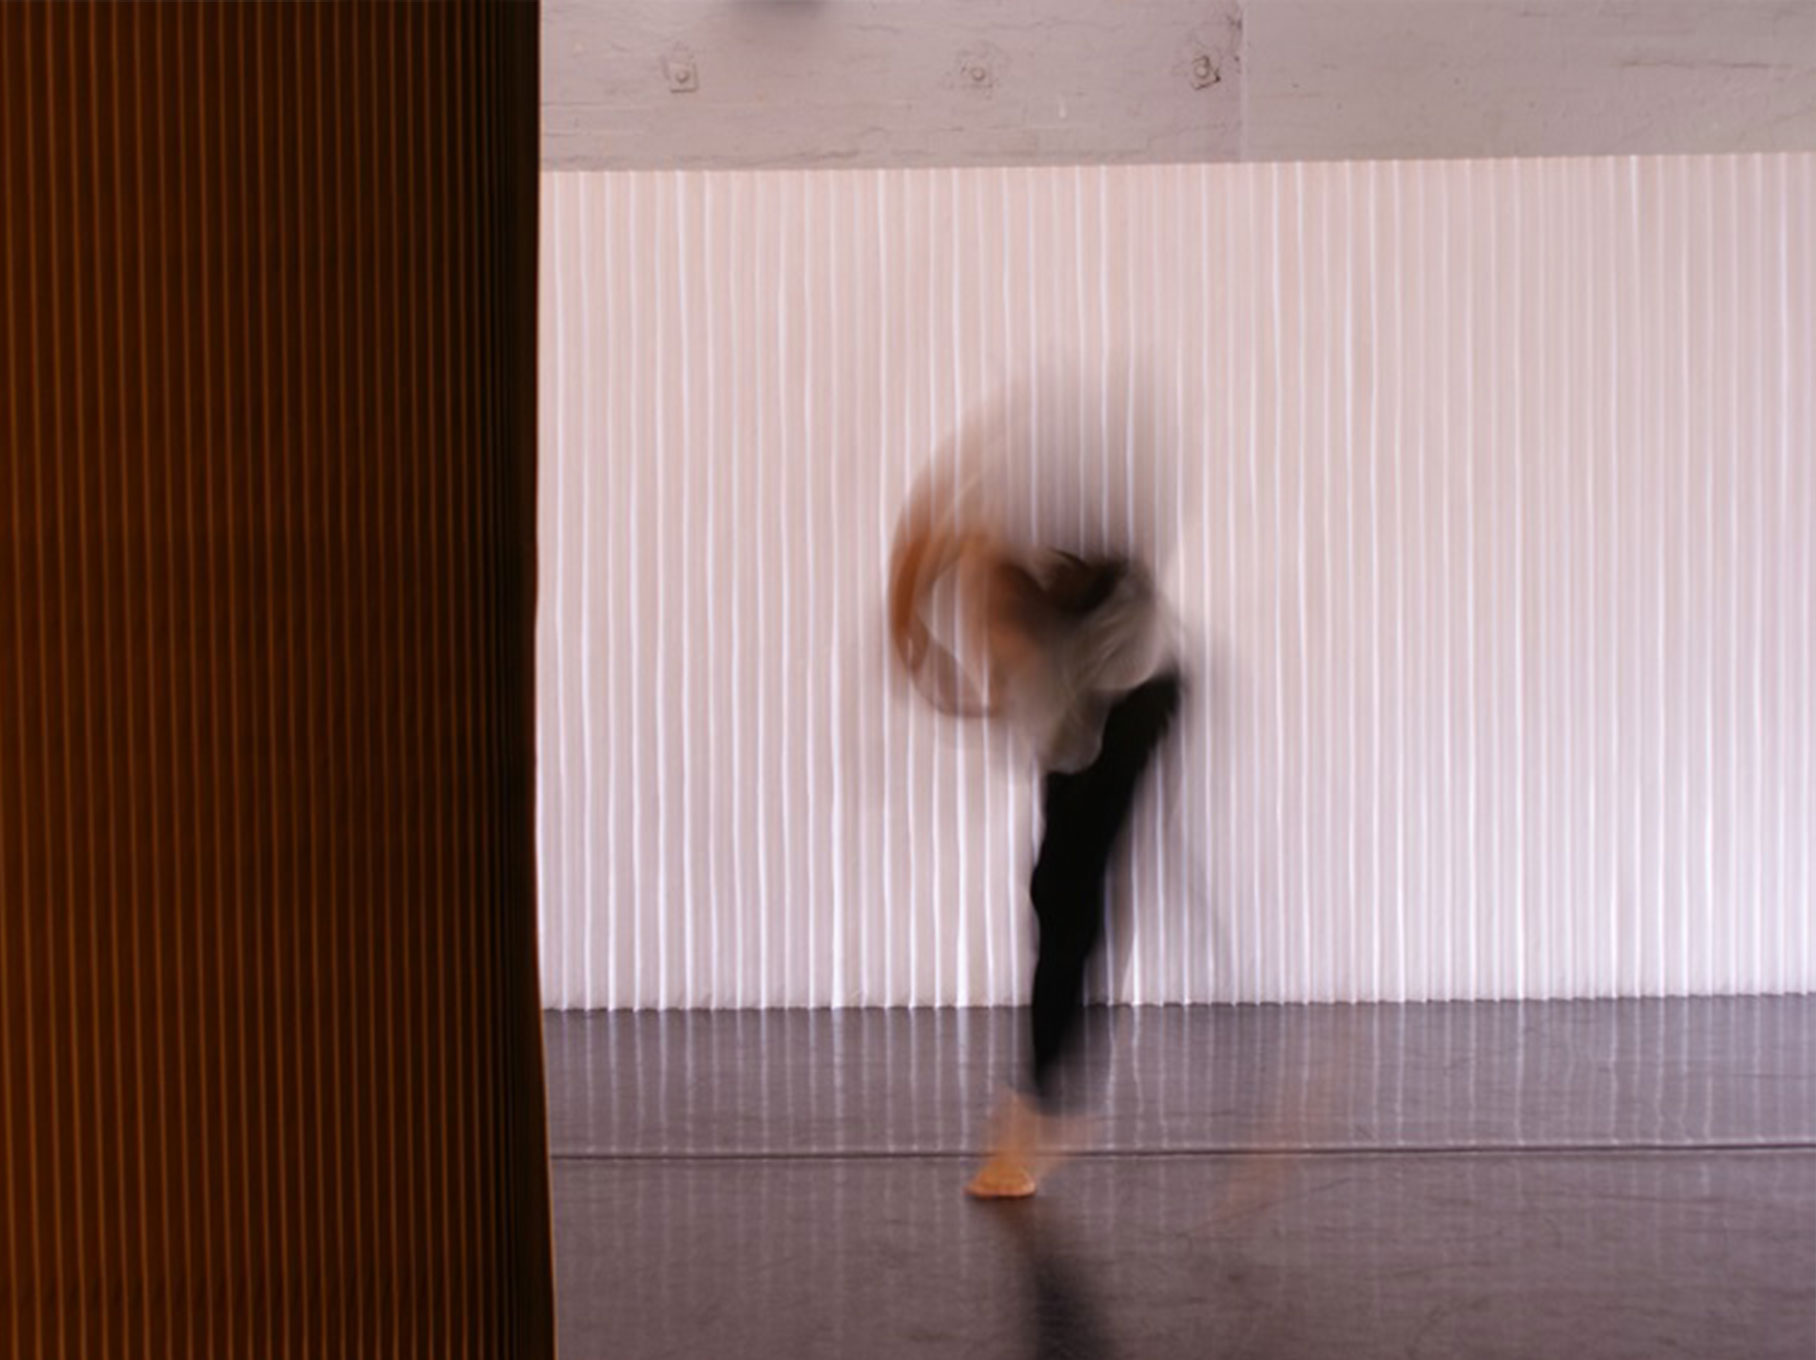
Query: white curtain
537 156 1816 1009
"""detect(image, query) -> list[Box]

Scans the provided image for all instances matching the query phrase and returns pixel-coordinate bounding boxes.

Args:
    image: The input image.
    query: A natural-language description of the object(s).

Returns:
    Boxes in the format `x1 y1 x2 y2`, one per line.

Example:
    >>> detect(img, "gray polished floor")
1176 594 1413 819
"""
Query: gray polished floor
545 999 1816 1359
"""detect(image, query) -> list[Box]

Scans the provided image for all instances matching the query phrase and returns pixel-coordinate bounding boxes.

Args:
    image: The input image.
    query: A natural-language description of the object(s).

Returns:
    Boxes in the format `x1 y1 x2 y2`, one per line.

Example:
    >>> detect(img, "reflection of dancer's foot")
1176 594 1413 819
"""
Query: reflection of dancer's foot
992 1201 1114 1360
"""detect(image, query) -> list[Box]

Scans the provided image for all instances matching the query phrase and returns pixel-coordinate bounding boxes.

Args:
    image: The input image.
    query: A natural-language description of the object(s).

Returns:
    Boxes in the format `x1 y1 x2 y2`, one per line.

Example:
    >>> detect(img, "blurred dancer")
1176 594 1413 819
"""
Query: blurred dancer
889 477 1181 1198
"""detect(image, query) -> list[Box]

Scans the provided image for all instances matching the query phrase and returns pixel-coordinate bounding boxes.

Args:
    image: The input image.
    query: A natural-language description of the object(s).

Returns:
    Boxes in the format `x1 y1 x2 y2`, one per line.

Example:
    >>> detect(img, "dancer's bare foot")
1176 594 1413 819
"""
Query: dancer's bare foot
964 1092 1093 1199
964 1154 1039 1199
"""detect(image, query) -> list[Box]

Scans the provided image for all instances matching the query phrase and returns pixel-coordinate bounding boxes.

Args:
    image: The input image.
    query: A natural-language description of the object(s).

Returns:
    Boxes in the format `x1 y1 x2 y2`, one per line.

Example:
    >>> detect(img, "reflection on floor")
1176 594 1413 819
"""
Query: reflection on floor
545 998 1816 1359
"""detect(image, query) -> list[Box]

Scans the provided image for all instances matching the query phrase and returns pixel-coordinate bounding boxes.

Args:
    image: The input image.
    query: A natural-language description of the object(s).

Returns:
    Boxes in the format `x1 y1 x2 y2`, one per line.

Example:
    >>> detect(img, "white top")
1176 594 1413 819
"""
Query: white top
997 553 1176 773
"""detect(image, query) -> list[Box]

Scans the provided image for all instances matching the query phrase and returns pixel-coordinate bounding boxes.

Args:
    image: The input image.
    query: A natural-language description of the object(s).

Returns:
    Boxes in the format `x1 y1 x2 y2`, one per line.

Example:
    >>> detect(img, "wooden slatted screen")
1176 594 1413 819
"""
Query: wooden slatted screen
0 3 554 1355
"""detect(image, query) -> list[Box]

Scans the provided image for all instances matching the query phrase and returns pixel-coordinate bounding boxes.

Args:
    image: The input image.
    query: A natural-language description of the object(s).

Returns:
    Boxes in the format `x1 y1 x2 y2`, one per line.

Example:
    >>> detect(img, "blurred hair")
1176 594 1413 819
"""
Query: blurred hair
1040 553 1129 618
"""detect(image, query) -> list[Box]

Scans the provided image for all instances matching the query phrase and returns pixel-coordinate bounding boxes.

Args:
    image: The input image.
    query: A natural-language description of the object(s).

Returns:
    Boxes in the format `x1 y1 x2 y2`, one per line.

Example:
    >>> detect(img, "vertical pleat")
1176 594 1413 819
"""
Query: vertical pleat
0 2 552 1356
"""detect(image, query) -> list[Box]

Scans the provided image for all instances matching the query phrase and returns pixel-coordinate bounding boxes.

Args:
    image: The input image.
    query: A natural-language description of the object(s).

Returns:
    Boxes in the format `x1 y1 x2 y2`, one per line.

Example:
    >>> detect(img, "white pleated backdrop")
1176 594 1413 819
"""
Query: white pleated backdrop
537 156 1816 1010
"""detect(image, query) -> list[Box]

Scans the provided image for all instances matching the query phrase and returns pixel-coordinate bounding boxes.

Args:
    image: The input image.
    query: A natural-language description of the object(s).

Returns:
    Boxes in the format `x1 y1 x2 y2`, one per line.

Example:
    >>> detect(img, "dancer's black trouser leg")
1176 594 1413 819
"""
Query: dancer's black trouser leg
1028 673 1181 1106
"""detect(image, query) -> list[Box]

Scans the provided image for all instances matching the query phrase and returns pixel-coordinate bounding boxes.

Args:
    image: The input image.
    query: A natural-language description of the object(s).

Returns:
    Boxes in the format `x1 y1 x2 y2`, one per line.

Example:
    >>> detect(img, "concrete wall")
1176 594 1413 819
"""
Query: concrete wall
543 0 1816 169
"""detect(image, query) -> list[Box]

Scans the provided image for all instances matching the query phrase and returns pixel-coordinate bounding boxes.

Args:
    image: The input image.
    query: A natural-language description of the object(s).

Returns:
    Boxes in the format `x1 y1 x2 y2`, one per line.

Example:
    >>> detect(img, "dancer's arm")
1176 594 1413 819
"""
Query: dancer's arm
887 493 1000 718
